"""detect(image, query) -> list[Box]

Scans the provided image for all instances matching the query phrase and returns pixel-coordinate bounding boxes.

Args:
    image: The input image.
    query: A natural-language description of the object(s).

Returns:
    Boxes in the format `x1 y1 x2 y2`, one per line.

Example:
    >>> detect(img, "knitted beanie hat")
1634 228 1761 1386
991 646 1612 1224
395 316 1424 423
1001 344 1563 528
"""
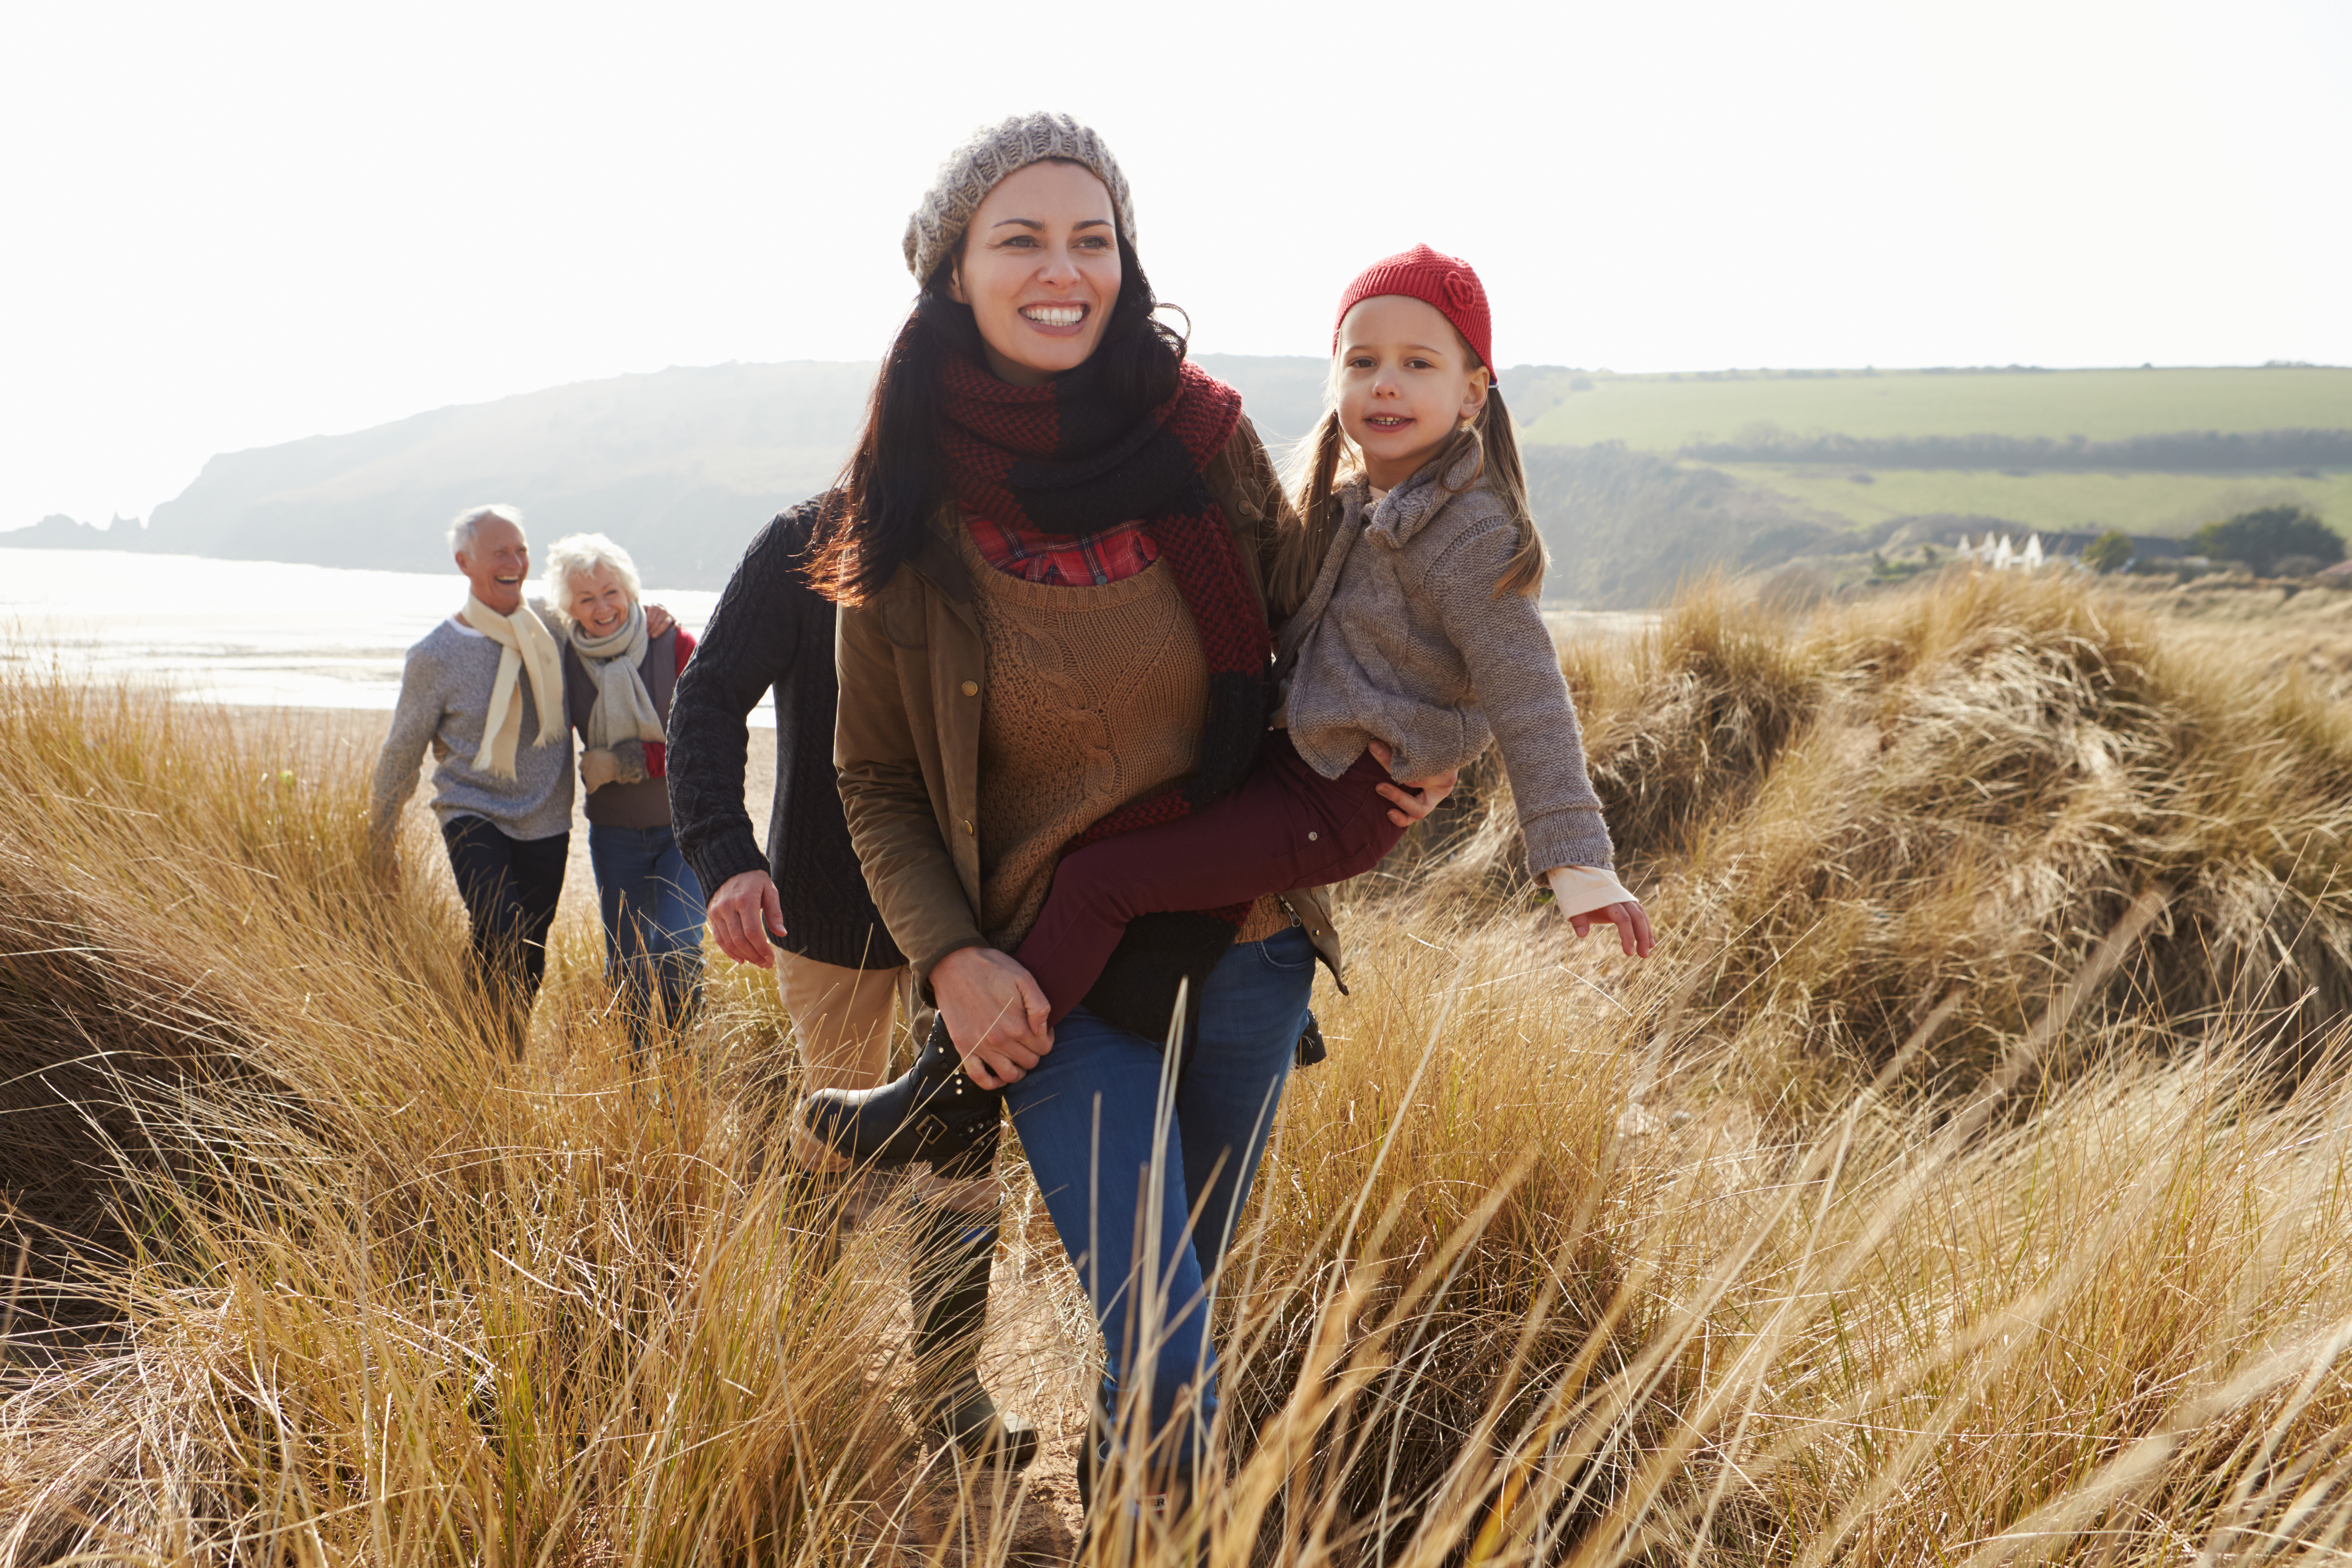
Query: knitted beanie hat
1333 244 1495 382
902 112 1137 286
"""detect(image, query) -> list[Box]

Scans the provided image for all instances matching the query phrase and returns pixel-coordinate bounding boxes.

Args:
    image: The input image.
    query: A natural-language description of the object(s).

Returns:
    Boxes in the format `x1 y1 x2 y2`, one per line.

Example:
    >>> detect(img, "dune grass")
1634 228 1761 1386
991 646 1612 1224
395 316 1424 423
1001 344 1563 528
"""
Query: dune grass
8 570 2352 1564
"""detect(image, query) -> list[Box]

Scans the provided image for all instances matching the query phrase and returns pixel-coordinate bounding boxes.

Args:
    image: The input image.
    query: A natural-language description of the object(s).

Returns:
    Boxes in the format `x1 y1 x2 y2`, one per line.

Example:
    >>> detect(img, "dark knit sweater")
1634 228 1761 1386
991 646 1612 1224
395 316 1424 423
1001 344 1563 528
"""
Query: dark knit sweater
667 496 905 971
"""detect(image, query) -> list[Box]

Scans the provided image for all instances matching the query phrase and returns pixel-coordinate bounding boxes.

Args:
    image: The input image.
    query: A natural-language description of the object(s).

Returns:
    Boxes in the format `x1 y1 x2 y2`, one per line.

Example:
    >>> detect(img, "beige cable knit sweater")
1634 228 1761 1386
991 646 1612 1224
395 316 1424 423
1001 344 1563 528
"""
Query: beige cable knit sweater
1278 461 1614 877
959 526 1289 951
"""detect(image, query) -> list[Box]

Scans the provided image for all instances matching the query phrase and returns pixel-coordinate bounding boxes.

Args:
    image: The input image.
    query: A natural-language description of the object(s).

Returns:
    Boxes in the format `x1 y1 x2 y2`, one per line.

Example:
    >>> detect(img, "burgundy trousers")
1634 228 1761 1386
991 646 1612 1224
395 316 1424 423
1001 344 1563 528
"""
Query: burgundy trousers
1015 732 1406 1026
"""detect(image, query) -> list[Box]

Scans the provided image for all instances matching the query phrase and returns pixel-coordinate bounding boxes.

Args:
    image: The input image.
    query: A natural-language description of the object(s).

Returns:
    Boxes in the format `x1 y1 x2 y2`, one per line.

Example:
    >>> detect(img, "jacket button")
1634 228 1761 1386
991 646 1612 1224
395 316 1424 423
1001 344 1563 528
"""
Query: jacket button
963 819 975 836
1307 831 1318 842
960 680 979 697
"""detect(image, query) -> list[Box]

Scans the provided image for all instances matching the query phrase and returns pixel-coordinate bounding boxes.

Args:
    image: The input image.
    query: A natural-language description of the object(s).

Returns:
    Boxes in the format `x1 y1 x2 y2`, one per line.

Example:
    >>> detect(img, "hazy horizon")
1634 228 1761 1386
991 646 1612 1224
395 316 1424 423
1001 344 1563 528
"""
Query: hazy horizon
7 0 2346 532
12 355 2345 538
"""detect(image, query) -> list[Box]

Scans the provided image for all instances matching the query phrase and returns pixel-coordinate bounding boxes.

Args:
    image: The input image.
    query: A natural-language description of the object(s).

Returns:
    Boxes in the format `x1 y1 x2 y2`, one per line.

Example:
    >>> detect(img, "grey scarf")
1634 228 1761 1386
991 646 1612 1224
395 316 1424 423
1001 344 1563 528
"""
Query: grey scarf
569 601 666 790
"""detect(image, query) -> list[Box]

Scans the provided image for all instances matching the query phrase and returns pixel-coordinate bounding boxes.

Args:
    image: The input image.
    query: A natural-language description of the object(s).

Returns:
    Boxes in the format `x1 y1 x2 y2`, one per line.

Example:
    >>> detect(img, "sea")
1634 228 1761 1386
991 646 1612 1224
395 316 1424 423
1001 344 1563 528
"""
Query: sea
0 546 1651 721
0 548 756 720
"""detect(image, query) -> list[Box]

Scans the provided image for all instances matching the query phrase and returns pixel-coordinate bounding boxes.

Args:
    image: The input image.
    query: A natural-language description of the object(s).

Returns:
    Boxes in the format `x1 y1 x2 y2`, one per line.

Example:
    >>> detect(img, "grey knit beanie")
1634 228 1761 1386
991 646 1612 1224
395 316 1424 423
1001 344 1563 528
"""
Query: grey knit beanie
902 112 1136 286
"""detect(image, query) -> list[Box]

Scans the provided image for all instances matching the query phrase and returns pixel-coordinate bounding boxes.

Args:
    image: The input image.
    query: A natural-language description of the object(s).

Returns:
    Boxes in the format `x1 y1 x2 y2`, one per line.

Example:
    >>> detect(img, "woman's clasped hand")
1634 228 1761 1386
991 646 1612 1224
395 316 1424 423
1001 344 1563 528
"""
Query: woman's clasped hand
931 747 1460 1091
928 945 1053 1089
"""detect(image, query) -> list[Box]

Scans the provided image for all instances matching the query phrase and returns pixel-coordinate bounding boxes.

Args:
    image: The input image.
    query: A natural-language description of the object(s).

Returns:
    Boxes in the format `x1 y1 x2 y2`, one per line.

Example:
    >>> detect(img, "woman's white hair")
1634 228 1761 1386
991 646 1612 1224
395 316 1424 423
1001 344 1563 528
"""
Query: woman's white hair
541 532 644 624
448 503 524 555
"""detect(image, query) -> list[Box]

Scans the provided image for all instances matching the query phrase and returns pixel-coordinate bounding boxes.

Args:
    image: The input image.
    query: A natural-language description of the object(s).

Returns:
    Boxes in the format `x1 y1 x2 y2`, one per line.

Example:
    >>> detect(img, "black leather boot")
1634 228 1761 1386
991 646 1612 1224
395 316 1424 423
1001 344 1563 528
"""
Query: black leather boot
911 1204 1038 1468
793 1017 1002 1175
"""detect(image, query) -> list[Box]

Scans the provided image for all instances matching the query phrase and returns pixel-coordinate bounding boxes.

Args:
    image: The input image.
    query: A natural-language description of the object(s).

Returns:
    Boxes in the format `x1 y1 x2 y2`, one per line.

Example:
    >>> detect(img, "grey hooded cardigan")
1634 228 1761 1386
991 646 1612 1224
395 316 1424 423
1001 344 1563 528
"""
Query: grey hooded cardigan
1278 460 1614 877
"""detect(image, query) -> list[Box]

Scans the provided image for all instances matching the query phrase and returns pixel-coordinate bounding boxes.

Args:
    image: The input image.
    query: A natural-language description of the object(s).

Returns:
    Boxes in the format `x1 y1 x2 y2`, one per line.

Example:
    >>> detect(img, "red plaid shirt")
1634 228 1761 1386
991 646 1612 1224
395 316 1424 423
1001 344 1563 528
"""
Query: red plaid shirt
966 510 1158 587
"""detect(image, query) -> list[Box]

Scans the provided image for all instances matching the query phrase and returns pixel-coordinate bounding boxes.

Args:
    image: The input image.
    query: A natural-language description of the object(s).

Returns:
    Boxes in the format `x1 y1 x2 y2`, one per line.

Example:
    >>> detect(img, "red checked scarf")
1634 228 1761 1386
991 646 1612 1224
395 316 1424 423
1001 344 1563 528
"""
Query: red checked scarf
937 352 1272 821
937 351 1275 1035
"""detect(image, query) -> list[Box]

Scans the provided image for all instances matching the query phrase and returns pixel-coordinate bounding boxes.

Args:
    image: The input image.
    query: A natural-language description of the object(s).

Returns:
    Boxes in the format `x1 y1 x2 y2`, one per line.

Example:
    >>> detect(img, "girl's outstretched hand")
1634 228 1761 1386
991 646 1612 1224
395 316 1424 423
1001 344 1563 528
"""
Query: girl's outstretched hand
1569 900 1655 958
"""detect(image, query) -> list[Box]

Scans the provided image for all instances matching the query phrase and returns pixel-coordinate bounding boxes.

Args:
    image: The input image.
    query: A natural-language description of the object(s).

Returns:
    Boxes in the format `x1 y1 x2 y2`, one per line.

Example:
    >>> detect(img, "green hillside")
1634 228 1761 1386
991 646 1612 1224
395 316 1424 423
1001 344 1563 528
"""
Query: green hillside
1515 366 2352 449
1719 466 2352 539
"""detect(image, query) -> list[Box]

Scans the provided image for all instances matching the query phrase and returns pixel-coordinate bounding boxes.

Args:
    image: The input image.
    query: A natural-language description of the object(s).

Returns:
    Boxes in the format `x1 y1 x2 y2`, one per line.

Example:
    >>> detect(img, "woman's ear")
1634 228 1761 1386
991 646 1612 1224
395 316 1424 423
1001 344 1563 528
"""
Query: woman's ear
946 262 968 306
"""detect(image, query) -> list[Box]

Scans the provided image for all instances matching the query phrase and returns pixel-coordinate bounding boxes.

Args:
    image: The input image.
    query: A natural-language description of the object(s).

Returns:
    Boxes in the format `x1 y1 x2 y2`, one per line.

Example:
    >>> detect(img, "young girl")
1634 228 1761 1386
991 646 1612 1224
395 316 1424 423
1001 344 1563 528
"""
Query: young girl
799 243 1653 1173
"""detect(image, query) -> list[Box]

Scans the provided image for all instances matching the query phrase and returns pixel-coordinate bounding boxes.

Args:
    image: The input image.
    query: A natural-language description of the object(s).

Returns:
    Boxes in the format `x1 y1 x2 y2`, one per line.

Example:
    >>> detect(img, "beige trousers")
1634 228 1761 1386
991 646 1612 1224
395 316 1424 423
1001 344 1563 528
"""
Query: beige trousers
772 951 914 1094
773 951 988 1209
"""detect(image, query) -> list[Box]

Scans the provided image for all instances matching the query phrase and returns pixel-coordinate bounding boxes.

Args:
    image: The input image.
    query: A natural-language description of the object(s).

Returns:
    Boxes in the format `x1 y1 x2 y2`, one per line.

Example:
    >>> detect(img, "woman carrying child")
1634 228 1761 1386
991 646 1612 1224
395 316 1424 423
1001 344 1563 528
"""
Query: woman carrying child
805 220 1653 1513
802 115 1461 1516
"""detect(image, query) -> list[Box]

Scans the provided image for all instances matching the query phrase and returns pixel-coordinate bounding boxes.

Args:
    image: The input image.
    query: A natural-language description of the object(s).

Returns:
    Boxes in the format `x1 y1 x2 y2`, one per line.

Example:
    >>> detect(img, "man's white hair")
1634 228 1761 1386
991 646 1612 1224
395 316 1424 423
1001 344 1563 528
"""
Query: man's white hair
541 532 644 624
449 503 525 556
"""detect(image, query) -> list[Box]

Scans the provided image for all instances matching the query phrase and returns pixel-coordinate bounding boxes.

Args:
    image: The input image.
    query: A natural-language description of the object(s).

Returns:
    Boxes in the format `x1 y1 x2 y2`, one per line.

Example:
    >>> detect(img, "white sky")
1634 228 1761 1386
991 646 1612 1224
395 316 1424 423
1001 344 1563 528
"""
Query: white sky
4 0 2345 531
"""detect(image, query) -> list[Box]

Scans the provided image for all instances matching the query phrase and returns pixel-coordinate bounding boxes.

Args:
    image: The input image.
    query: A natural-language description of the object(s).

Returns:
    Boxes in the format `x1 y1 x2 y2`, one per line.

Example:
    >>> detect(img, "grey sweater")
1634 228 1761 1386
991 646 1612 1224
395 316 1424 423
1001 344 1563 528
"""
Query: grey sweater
370 613 576 846
1279 463 1613 876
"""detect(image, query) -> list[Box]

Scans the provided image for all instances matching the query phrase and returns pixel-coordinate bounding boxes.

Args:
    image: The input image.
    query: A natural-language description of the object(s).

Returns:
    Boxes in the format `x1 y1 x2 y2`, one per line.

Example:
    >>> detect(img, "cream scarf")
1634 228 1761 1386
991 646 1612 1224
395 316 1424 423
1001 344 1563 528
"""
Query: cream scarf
462 594 567 779
568 601 666 790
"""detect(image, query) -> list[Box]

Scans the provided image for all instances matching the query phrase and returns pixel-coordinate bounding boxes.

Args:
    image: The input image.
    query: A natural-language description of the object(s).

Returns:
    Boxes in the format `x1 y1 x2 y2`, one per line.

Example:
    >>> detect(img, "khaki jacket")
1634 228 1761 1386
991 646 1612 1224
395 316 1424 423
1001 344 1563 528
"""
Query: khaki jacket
833 416 1343 991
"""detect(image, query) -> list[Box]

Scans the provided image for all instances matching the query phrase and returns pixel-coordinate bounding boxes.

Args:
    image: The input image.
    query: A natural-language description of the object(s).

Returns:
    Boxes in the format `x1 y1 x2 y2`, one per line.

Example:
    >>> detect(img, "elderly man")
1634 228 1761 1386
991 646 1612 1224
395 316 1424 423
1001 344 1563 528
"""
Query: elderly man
371 504 585 1047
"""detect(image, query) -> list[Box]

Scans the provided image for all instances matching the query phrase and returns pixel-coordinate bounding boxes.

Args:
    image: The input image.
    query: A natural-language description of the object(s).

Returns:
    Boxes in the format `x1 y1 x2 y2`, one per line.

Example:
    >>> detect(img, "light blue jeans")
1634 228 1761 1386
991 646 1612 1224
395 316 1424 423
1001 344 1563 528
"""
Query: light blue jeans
586 823 707 1047
1002 925 1317 1483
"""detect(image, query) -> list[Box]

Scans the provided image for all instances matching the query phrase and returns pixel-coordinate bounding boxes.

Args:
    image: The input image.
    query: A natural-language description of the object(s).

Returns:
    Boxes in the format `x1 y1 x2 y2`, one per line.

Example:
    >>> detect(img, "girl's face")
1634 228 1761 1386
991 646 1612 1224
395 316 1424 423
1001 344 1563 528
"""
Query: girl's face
950 160 1123 386
565 564 634 639
1334 295 1489 490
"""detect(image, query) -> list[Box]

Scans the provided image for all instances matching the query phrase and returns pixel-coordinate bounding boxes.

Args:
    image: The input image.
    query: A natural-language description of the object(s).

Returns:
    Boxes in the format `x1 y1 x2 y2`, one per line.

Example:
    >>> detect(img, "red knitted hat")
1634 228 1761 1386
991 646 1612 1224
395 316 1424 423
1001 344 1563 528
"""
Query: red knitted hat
1332 243 1494 383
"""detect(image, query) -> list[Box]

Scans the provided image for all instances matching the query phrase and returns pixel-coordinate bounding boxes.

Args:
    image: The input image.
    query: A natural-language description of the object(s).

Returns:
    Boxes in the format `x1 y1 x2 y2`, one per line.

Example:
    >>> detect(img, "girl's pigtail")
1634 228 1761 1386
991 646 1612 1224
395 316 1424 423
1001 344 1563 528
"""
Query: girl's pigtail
1272 408 1351 617
1432 379 1544 598
1475 386 1546 598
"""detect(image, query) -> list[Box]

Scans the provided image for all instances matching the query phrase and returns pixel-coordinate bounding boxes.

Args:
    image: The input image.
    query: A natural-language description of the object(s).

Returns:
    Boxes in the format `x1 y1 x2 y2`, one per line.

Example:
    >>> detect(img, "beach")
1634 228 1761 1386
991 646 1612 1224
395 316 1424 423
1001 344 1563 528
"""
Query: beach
0 547 745 716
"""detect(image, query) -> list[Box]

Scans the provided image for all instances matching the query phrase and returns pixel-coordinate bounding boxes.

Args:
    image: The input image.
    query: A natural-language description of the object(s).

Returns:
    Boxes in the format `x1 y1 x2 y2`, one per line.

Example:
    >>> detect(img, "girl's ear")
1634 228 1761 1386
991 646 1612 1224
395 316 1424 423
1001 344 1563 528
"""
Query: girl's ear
946 259 968 305
1457 366 1491 426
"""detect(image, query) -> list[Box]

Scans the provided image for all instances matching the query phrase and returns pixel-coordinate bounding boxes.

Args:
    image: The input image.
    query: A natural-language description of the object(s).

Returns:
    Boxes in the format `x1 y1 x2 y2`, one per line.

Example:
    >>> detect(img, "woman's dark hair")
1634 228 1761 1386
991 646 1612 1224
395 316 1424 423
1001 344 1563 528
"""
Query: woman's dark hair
807 215 1188 604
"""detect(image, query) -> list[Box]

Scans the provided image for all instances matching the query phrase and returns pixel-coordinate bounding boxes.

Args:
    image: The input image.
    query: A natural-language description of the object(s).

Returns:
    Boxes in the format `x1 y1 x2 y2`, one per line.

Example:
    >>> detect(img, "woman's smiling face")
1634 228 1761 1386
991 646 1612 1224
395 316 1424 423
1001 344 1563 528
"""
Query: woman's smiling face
950 160 1122 385
565 564 634 639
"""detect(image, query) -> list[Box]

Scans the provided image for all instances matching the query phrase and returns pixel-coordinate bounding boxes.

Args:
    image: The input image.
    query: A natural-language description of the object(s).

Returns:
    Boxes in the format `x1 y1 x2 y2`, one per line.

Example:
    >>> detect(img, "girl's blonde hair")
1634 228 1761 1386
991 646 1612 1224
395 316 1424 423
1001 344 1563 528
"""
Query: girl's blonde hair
1272 352 1545 612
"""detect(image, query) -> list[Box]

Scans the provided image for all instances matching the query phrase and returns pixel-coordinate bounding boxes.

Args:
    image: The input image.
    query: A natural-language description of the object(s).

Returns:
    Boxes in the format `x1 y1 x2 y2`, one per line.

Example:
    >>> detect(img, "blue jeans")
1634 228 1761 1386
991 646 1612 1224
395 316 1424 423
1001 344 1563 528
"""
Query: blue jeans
1003 924 1317 1483
586 823 708 1045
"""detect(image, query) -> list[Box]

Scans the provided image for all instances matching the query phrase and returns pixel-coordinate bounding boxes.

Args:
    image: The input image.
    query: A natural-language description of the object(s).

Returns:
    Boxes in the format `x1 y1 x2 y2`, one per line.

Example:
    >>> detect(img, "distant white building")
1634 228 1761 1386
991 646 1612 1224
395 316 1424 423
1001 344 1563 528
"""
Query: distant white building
1958 532 2047 571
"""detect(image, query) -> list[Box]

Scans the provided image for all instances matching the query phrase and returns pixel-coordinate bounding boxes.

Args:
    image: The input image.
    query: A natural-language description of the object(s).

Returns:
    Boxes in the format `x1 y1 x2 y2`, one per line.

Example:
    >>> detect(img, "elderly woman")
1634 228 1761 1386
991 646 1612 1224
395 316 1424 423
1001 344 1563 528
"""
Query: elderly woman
544 532 707 1043
800 115 1455 1519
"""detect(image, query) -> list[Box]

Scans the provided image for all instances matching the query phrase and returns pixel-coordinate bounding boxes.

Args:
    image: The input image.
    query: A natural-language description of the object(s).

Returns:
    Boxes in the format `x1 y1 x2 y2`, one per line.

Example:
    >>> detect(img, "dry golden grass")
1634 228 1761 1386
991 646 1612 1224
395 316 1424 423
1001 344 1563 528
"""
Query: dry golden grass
6 569 2352 1565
